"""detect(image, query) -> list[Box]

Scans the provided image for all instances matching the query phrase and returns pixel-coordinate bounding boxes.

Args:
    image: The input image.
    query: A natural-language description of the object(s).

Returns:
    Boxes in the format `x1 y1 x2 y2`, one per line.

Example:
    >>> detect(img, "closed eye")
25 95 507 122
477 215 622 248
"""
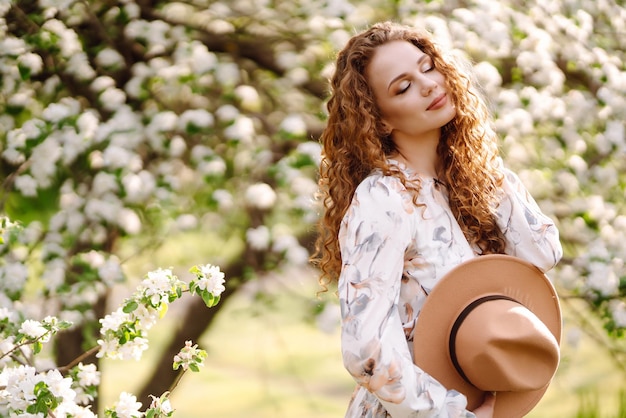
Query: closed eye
422 58 435 73
397 80 411 95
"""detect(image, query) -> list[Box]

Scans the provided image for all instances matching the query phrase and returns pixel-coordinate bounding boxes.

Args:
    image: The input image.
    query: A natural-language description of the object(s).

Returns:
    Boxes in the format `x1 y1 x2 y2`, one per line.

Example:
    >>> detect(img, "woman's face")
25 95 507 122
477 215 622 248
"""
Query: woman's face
366 40 456 142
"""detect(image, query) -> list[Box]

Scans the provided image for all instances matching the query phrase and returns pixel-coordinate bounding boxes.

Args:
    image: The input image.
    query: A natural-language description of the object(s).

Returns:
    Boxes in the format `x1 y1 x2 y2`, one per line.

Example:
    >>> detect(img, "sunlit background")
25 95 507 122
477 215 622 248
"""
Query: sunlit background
1 0 625 417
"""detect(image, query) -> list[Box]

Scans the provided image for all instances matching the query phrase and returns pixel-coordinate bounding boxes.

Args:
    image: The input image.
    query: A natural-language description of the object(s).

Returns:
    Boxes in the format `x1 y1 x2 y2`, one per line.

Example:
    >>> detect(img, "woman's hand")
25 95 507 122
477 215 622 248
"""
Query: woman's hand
471 391 496 418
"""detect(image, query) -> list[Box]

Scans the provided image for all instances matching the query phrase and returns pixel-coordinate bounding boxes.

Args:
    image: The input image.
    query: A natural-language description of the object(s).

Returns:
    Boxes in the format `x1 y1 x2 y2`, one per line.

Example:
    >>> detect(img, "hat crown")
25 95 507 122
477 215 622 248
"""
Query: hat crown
453 297 560 392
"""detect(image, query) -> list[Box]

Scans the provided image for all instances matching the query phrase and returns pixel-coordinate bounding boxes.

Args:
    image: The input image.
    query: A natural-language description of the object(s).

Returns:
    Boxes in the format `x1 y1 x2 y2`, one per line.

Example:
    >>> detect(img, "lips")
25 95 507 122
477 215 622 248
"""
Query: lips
427 93 447 110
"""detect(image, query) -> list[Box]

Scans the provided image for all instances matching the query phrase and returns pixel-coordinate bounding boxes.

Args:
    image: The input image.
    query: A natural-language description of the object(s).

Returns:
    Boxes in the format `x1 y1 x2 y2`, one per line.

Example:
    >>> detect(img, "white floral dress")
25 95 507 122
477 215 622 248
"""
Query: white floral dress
338 160 562 418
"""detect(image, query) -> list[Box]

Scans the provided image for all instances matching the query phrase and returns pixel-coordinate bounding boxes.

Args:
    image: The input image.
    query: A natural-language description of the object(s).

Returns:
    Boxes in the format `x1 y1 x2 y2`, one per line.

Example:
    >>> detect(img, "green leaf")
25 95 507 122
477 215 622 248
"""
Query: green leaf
58 320 73 330
18 64 32 80
123 300 139 313
200 291 213 307
34 340 43 355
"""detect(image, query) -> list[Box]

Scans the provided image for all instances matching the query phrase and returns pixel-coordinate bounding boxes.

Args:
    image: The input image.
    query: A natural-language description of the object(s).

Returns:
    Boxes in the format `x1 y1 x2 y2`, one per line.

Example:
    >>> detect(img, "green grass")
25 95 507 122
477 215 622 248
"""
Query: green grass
100 268 625 418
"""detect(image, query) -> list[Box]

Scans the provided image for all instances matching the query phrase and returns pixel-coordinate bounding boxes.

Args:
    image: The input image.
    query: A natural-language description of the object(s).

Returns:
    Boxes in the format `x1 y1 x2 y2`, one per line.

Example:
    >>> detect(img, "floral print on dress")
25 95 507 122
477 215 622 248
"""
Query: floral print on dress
338 160 562 418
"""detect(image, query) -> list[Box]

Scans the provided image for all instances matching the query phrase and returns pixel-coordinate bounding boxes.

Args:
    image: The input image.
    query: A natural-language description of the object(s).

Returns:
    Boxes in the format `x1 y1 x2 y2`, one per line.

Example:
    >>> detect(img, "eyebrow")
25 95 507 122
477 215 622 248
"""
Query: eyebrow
386 54 430 92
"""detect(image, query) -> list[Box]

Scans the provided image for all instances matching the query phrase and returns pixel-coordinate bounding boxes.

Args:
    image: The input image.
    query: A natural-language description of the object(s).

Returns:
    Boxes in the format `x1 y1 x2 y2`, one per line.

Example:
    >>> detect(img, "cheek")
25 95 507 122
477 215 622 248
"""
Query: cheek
385 108 419 131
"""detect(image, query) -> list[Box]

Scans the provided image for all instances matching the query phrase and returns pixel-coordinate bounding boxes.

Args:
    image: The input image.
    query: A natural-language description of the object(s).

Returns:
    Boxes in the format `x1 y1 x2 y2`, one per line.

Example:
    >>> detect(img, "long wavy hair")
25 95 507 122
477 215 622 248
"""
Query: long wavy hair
312 21 506 291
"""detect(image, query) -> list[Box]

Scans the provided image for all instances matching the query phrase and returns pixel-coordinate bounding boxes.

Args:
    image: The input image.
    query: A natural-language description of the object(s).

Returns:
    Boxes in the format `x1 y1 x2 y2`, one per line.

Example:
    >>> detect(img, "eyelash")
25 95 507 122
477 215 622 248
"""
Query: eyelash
397 63 435 95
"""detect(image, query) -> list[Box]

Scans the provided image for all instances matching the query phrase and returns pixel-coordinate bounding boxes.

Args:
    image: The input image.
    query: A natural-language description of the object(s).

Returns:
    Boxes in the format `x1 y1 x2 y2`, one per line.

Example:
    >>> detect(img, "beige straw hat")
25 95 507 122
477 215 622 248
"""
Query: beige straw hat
413 254 562 418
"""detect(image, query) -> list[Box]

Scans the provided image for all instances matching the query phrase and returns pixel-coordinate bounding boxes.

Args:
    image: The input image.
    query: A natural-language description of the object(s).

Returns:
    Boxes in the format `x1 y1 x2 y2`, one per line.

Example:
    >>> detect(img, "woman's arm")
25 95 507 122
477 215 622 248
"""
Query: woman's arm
495 165 563 271
338 175 475 418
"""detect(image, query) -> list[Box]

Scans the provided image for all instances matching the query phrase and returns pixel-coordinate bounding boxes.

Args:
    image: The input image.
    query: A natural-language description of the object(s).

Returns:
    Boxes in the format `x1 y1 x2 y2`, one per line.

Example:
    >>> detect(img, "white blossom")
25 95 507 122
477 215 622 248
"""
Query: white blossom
272 234 309 265
17 52 43 75
0 262 29 294
122 171 156 204
19 319 48 341
0 36 27 57
141 268 175 306
213 189 234 211
118 208 142 234
246 225 271 250
43 102 73 123
149 111 178 132
95 47 125 69
2 147 25 165
168 135 187 157
280 114 307 136
215 62 240 85
84 196 122 223
102 145 137 169
67 52 97 80
473 61 502 95
118 337 149 361
178 108 214 130
99 308 128 334
41 258 66 292
44 369 76 402
90 75 116 93
296 141 322 165
14 174 38 197
188 42 217 74
234 85 261 112
112 391 143 418
245 182 277 210
199 158 227 176
1 365 39 411
586 261 619 296
215 104 240 121
100 88 127 112
0 335 16 368
8 92 32 108
610 300 626 328
196 264 226 296
91 172 119 196
224 115 255 142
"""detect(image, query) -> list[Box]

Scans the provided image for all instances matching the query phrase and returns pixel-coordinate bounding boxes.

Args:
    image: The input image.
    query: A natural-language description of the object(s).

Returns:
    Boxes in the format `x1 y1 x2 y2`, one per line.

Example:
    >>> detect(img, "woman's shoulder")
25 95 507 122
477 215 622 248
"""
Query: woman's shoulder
351 168 426 216
355 162 435 197
354 169 407 198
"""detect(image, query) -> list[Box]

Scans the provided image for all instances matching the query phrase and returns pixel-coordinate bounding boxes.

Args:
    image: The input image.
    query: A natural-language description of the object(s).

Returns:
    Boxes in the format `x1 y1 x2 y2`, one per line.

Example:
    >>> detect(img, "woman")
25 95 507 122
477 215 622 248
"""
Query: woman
312 22 562 418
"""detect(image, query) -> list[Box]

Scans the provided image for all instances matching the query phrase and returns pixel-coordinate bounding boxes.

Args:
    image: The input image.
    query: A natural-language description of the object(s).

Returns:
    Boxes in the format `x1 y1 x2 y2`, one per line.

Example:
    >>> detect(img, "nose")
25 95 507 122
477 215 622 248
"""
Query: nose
420 77 437 97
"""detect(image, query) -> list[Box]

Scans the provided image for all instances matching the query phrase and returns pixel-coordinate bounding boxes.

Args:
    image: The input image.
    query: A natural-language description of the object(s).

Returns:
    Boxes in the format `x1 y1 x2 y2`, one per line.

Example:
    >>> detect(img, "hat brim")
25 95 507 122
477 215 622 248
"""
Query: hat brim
413 254 561 418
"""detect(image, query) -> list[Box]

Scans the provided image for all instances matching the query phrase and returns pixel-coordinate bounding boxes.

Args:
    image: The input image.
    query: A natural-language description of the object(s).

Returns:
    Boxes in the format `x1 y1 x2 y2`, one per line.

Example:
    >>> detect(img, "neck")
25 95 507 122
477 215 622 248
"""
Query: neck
392 130 441 178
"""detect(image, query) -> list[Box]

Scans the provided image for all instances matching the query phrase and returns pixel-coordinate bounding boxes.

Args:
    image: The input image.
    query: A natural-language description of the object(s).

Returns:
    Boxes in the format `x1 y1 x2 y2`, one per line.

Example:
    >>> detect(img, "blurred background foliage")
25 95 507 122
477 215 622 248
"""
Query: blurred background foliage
1 0 626 416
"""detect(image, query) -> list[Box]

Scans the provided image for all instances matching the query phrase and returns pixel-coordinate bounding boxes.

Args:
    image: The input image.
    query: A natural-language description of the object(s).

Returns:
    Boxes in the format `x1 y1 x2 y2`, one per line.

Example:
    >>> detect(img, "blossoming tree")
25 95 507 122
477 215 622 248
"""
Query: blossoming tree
1 0 626 414
2 216 225 417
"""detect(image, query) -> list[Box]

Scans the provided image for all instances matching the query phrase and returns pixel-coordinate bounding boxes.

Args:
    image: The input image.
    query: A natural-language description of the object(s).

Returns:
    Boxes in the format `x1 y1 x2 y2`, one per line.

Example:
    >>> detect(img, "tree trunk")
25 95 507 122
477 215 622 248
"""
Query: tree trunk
55 292 107 411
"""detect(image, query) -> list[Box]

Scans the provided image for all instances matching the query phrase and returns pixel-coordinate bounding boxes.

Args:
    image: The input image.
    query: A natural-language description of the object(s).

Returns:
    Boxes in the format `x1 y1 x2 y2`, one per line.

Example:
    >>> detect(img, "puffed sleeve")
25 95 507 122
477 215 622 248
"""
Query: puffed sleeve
338 175 476 418
495 163 563 272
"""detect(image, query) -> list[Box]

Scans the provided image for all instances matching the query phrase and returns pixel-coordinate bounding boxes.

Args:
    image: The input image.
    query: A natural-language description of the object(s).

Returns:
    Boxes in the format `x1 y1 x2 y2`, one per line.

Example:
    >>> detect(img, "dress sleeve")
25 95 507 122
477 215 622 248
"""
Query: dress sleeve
338 176 476 418
495 164 563 272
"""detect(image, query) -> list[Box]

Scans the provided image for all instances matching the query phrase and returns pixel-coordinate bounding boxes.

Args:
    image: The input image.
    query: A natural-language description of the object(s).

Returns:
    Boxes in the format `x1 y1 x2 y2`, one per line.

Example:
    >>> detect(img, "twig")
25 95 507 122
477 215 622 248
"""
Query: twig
57 345 100 373
167 369 186 394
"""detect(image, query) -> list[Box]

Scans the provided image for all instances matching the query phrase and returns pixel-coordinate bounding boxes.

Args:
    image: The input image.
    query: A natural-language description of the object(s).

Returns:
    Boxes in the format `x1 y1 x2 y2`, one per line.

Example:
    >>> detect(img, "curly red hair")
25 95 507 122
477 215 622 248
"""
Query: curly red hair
312 22 506 291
